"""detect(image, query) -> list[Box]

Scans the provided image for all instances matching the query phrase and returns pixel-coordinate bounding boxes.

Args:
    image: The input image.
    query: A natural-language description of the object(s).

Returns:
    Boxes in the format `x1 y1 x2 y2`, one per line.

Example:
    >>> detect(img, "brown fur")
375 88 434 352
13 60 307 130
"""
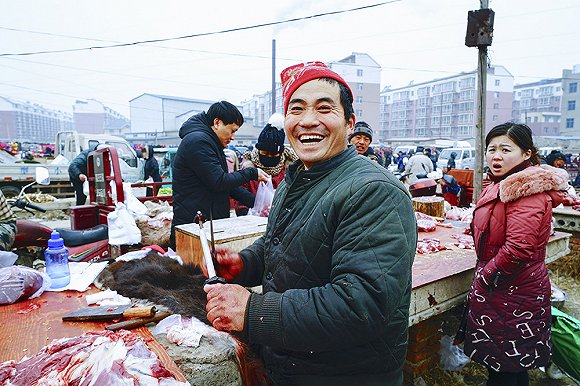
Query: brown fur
96 251 270 385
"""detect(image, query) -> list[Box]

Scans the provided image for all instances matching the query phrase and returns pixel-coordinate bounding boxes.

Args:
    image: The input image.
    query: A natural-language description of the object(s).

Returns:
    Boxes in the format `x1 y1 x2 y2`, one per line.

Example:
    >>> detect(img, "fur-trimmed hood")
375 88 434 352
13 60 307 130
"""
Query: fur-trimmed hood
499 164 569 203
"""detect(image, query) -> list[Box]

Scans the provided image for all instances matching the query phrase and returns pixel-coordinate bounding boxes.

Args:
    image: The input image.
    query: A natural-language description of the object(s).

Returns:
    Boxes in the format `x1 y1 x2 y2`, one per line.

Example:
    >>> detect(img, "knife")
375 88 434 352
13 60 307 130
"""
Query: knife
62 305 156 322
196 211 226 285
105 311 171 331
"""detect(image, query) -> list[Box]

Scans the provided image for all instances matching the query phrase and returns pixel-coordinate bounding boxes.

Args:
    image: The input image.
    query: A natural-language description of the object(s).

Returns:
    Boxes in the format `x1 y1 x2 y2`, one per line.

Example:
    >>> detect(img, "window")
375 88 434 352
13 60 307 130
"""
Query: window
356 109 363 117
357 69 363 77
570 82 577 93
538 97 550 105
492 115 498 122
494 92 500 98
356 96 363 103
566 118 574 128
357 83 363 91
493 103 499 109
495 79 500 86
544 127 549 134
568 100 576 111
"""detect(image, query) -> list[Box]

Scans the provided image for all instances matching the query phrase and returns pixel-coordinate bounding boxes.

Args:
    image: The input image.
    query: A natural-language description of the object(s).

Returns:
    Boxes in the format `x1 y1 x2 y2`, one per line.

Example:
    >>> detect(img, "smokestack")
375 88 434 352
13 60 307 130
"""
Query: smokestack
271 39 276 114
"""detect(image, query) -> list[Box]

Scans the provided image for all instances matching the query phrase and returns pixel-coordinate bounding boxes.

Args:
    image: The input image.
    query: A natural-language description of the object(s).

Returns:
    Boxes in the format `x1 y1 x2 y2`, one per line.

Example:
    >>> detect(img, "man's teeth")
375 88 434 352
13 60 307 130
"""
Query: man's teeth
300 134 324 143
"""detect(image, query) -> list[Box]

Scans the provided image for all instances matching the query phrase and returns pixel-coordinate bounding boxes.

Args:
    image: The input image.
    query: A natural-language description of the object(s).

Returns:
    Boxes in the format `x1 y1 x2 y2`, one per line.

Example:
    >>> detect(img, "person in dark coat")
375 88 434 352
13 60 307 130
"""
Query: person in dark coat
170 101 270 247
204 62 416 386
447 151 457 170
235 113 297 216
459 123 568 385
348 121 383 165
545 150 566 169
140 145 162 197
68 144 99 206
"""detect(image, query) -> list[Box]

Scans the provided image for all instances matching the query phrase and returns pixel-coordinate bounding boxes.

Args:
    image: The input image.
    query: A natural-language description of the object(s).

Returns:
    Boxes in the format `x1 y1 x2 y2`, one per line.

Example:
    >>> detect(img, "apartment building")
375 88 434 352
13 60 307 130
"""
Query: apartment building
560 65 580 136
73 99 129 136
0 96 73 143
379 66 513 143
511 79 561 136
329 53 381 130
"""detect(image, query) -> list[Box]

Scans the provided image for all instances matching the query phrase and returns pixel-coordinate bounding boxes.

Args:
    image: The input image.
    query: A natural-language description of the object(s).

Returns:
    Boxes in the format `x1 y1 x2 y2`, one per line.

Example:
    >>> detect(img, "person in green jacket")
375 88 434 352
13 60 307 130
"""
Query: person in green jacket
204 61 417 386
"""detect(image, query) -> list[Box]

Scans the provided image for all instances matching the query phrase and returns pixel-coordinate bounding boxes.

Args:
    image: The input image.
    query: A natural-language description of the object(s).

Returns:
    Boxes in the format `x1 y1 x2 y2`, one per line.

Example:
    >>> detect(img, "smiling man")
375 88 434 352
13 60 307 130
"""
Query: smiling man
204 63 417 385
348 121 383 164
170 100 269 247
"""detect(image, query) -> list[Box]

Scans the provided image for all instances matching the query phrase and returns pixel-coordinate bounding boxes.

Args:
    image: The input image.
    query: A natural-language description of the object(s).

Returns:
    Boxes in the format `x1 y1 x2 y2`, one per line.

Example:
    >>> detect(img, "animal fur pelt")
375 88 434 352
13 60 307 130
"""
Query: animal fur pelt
95 251 270 385
96 251 210 322
499 164 569 203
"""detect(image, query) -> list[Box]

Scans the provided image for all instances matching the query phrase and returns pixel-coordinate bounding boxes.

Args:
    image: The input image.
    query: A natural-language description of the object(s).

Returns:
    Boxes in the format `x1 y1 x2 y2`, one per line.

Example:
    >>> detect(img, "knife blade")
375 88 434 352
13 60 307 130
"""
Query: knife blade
62 305 156 322
105 311 171 331
196 211 226 285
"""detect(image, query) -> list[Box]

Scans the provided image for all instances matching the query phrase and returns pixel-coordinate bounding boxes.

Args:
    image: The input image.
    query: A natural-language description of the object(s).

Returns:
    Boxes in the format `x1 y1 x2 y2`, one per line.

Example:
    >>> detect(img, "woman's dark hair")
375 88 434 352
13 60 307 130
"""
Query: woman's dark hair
320 78 354 121
485 122 540 165
207 100 244 127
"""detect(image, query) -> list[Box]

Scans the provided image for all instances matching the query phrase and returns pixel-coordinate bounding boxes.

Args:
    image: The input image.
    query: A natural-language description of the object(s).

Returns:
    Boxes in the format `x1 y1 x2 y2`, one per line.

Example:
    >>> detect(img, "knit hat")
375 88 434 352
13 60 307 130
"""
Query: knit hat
349 121 373 141
280 61 353 114
256 113 285 153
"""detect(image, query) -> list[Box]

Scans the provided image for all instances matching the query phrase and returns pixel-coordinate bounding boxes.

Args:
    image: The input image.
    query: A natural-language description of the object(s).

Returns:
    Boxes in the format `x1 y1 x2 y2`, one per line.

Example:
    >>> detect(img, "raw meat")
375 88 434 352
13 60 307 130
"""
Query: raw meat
416 238 449 254
415 212 437 232
0 330 189 385
0 266 44 305
451 233 475 249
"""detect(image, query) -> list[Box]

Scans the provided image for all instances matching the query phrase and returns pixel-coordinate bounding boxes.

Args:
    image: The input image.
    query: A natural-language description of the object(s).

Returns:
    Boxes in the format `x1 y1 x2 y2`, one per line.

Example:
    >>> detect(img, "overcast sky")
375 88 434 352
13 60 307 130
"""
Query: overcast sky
1 0 579 117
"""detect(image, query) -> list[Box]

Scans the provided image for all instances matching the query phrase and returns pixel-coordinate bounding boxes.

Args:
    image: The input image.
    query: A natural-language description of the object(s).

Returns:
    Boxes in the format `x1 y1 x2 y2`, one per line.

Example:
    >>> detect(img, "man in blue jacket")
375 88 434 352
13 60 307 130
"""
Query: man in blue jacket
204 63 417 385
170 101 269 247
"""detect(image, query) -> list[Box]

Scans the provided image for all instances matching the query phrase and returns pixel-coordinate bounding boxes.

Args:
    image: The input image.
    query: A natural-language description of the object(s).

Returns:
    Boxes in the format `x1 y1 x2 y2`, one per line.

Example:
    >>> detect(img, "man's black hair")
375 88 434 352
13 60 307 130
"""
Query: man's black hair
319 78 354 121
207 100 244 127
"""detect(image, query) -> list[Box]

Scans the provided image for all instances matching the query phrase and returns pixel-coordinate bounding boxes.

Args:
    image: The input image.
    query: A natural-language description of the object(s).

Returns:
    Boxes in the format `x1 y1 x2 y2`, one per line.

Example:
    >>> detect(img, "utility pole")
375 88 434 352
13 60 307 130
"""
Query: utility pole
465 1 494 203
271 39 276 115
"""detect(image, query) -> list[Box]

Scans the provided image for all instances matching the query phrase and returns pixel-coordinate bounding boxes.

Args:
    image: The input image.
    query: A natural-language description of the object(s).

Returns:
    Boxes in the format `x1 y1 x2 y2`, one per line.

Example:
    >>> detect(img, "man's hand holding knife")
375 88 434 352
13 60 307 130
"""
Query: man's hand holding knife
197 211 250 332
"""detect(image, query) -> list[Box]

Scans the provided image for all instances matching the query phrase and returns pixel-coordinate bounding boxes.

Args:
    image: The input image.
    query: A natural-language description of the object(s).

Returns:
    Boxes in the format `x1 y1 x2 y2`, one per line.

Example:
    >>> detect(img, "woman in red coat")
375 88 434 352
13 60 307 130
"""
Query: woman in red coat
462 123 569 386
235 113 297 216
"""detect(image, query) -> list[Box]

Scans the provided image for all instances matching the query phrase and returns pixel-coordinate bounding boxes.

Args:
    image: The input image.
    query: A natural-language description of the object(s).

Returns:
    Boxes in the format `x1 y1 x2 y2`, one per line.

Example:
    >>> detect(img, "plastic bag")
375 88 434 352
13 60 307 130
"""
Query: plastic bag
249 179 275 217
439 335 470 371
107 202 142 245
82 180 89 196
0 265 51 305
109 181 148 215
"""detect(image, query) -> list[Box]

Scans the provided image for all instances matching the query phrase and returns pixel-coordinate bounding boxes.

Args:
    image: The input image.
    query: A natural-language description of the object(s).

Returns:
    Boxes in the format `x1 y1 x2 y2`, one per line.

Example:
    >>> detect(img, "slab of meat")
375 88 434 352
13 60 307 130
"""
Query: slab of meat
415 212 437 232
0 266 44 305
451 233 475 249
0 329 189 385
416 238 449 254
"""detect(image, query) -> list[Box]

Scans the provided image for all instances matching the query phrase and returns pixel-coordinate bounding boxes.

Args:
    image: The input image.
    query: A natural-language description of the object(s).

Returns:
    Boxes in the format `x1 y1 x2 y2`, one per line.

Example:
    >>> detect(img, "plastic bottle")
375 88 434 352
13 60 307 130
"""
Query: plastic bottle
44 231 70 289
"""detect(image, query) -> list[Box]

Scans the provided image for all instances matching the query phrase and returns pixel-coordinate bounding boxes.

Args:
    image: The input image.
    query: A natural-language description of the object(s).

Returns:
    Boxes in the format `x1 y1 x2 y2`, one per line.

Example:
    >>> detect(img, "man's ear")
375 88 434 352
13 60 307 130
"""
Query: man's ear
212 118 222 130
346 114 355 132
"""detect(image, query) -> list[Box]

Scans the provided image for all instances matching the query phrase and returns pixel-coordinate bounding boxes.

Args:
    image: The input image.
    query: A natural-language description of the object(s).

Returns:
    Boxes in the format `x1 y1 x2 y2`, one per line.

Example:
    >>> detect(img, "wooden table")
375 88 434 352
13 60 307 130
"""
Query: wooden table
0 287 186 382
410 224 571 325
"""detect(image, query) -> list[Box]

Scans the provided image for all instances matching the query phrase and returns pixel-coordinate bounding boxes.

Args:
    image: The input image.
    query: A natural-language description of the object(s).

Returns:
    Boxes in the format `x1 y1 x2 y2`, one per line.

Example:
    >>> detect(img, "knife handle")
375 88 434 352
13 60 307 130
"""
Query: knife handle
106 311 171 331
122 306 156 318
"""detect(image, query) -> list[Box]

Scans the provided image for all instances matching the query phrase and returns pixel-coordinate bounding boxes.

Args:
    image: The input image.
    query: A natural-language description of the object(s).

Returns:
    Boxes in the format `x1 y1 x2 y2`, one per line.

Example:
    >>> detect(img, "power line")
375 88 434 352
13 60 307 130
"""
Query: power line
0 1 402 57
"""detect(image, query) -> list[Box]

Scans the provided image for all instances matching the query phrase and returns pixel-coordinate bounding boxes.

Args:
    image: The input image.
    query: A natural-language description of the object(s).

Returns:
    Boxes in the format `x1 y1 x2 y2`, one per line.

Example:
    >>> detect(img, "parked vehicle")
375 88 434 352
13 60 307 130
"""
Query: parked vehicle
436 147 476 170
0 131 140 199
10 167 110 264
394 145 417 156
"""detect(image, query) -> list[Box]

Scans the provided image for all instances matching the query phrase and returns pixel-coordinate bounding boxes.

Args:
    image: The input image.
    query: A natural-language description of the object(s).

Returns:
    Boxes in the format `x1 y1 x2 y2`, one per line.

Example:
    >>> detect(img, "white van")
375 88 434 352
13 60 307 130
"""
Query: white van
394 145 417 155
437 148 476 170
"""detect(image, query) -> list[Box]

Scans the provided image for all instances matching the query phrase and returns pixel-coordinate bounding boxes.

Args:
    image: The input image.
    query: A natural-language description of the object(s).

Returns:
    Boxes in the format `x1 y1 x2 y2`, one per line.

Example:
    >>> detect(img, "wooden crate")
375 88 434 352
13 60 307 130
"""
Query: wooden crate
175 215 268 267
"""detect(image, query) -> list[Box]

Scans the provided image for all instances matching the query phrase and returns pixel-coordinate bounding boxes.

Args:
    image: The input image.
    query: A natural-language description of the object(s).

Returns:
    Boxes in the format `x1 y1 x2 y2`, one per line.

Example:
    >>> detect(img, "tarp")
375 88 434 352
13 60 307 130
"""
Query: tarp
551 306 580 382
